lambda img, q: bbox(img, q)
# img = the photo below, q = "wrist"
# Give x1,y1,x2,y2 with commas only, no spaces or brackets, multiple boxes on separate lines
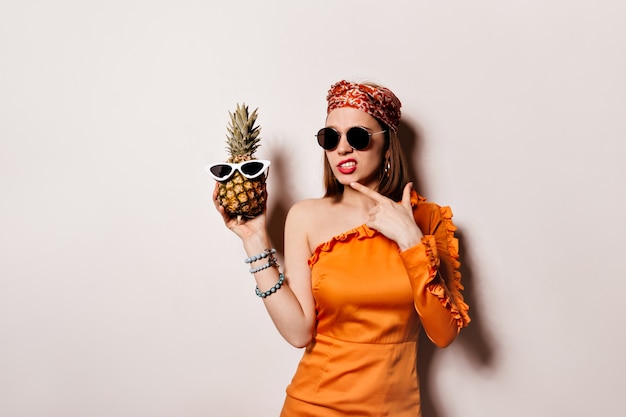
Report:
242,234,271,255
397,224,423,251
398,238,420,252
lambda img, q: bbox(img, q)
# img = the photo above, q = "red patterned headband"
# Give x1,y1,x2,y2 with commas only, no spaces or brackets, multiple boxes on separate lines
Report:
326,80,402,131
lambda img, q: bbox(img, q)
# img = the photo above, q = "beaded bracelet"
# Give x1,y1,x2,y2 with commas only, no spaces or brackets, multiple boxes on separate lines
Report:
244,248,277,264
249,258,277,274
255,273,285,298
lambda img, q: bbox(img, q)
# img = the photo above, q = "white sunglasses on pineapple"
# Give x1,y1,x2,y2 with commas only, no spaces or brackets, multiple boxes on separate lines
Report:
205,159,271,181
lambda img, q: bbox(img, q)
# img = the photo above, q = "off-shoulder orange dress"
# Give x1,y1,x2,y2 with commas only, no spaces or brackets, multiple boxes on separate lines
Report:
280,192,470,417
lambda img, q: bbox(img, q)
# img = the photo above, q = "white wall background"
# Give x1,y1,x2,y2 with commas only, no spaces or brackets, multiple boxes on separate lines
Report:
1,1,625,416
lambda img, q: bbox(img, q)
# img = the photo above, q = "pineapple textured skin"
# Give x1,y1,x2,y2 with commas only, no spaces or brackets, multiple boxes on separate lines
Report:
217,171,267,217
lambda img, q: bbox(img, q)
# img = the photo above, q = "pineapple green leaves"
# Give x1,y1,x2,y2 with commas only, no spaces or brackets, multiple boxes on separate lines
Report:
226,103,261,162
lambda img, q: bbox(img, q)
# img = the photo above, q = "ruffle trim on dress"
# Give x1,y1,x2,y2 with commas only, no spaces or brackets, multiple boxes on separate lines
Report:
426,206,471,329
308,224,377,267
410,190,426,207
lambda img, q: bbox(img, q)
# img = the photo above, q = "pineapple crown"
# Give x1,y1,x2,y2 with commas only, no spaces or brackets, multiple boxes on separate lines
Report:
226,103,261,162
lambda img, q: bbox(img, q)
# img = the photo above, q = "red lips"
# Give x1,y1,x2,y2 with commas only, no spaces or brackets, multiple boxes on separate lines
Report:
337,159,357,175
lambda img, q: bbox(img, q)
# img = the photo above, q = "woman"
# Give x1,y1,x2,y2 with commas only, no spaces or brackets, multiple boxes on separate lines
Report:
213,80,470,416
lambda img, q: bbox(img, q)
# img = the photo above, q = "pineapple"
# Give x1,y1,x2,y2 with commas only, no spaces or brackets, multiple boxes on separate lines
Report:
216,103,267,218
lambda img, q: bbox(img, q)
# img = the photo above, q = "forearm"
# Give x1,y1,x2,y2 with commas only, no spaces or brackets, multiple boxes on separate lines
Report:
242,235,315,348
400,236,461,348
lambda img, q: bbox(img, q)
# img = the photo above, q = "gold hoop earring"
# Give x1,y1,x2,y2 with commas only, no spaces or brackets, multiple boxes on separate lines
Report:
383,157,391,177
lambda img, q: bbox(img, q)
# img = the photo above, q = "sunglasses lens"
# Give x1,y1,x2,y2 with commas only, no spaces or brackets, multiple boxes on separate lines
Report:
241,161,266,177
346,127,371,150
317,128,339,150
210,164,233,179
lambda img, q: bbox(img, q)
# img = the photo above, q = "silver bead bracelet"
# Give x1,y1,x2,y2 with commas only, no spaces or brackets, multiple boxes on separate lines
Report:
255,273,285,298
244,248,277,264
249,258,278,274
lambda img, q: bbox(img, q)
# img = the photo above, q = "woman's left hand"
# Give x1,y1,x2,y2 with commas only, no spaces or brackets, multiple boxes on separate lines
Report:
350,182,424,251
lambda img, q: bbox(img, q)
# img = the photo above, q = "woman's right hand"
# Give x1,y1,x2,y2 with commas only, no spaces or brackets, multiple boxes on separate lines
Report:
212,182,268,241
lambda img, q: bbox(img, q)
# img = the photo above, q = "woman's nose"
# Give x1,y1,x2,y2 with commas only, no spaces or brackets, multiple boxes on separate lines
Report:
335,132,353,154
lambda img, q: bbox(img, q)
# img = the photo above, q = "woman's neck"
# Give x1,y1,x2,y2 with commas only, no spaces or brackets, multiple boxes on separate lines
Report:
338,183,378,210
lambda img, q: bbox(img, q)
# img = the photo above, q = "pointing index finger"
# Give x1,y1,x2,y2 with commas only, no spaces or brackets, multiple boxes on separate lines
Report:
350,182,387,203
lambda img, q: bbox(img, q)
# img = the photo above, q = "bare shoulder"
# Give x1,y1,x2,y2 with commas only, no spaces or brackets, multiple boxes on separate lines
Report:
285,198,334,252
286,197,329,230
288,197,330,217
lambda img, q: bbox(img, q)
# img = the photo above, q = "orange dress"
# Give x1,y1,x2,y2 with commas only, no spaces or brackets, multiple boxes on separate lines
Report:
280,192,470,417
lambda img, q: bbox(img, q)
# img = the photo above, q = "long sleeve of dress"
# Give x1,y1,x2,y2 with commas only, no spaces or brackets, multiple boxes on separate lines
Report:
399,194,471,347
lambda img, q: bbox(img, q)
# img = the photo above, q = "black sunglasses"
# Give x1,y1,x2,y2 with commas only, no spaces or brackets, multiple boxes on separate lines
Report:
205,160,271,181
315,127,386,151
